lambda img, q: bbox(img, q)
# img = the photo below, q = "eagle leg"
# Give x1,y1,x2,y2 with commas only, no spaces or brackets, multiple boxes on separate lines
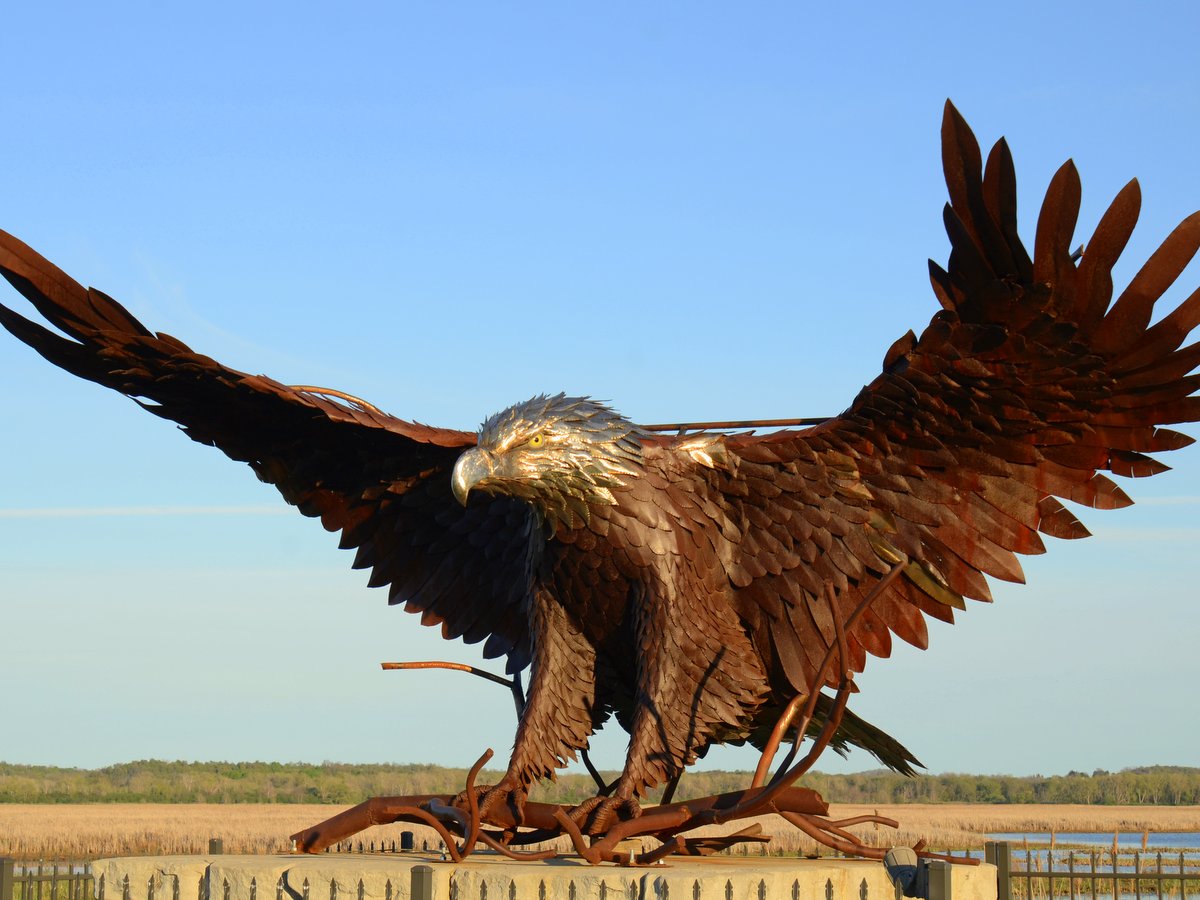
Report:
491,588,603,811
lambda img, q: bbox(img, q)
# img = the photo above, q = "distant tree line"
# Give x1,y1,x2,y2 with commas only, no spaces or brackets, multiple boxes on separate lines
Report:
0,762,1196,805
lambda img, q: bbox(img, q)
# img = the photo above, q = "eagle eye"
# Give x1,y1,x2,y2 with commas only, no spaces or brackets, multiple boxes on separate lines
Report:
527,433,545,449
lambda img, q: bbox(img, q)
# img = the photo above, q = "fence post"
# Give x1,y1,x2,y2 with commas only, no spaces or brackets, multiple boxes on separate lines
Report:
985,841,1012,900
208,840,224,855
409,866,433,900
926,860,952,900
0,858,13,900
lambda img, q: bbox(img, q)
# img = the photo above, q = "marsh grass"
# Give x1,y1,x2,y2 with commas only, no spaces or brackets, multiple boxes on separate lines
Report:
1,803,1197,861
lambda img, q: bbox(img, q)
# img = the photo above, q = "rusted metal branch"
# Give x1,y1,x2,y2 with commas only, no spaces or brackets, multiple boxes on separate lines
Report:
381,660,515,689
475,830,557,861
746,560,907,815
780,811,888,860
751,692,808,788
458,749,492,858
291,778,828,856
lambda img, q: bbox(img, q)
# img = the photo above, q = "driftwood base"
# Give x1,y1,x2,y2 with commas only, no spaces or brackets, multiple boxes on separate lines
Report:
290,773,975,867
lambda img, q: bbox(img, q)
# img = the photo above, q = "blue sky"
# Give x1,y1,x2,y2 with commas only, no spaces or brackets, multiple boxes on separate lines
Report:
1,3,1198,778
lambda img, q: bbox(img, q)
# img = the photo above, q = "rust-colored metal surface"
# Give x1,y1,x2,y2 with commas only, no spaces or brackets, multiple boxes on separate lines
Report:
3,101,1199,865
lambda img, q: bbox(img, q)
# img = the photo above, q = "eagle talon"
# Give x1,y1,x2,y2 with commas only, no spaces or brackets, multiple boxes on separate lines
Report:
458,777,528,827
570,794,642,836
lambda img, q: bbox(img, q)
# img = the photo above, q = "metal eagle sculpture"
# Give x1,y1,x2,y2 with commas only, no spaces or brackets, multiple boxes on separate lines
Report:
3,102,1199,864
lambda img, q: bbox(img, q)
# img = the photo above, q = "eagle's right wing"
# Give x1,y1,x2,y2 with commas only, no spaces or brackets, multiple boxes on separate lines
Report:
0,230,535,670
712,102,1200,697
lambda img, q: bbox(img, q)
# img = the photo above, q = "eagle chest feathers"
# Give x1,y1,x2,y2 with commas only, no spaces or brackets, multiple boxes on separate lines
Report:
452,395,770,778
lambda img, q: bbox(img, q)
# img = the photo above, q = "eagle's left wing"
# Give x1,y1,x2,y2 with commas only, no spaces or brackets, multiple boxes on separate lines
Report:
0,230,537,670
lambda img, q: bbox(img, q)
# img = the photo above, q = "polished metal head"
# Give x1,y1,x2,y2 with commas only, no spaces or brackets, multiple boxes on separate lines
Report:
451,394,647,532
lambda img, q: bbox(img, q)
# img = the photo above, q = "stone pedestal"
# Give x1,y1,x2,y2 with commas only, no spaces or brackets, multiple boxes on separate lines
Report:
92,852,997,900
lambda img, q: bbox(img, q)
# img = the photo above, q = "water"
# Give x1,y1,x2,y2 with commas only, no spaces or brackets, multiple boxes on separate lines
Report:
990,832,1200,851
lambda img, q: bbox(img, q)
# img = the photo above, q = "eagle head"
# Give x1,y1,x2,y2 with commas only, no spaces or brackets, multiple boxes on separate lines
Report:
451,394,646,532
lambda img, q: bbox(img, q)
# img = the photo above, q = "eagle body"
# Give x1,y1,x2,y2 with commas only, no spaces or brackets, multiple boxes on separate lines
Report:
468,412,774,795
4,102,1200,814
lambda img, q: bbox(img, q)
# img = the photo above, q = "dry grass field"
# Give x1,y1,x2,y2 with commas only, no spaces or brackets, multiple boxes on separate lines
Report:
2,803,1197,861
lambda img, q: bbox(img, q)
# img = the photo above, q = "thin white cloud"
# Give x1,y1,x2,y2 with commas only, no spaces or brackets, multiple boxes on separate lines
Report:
0,506,289,519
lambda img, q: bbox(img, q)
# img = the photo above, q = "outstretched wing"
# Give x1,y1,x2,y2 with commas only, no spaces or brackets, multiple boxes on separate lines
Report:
0,231,535,670
717,101,1200,694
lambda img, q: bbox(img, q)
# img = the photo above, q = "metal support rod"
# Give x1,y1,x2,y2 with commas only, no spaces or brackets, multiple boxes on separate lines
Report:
659,769,683,805
290,382,832,436
643,416,830,433
509,669,526,717
580,748,610,794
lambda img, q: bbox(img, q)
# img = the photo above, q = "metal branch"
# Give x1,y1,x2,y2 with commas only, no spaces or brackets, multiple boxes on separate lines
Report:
751,692,808,788
381,660,516,689
764,561,907,793
457,749,492,858
475,830,557,861
780,811,888,860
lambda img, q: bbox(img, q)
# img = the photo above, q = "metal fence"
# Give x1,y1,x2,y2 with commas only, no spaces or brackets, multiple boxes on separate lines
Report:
1,860,94,900
988,841,1200,900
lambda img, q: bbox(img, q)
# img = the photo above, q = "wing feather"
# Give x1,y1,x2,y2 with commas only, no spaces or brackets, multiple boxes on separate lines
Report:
0,228,535,670
698,102,1200,695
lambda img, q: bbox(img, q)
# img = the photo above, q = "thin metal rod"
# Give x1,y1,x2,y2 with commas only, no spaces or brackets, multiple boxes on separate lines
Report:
659,769,684,805
292,385,831,435
509,669,526,718
381,660,515,689
643,416,830,433
580,748,611,795
290,385,383,413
